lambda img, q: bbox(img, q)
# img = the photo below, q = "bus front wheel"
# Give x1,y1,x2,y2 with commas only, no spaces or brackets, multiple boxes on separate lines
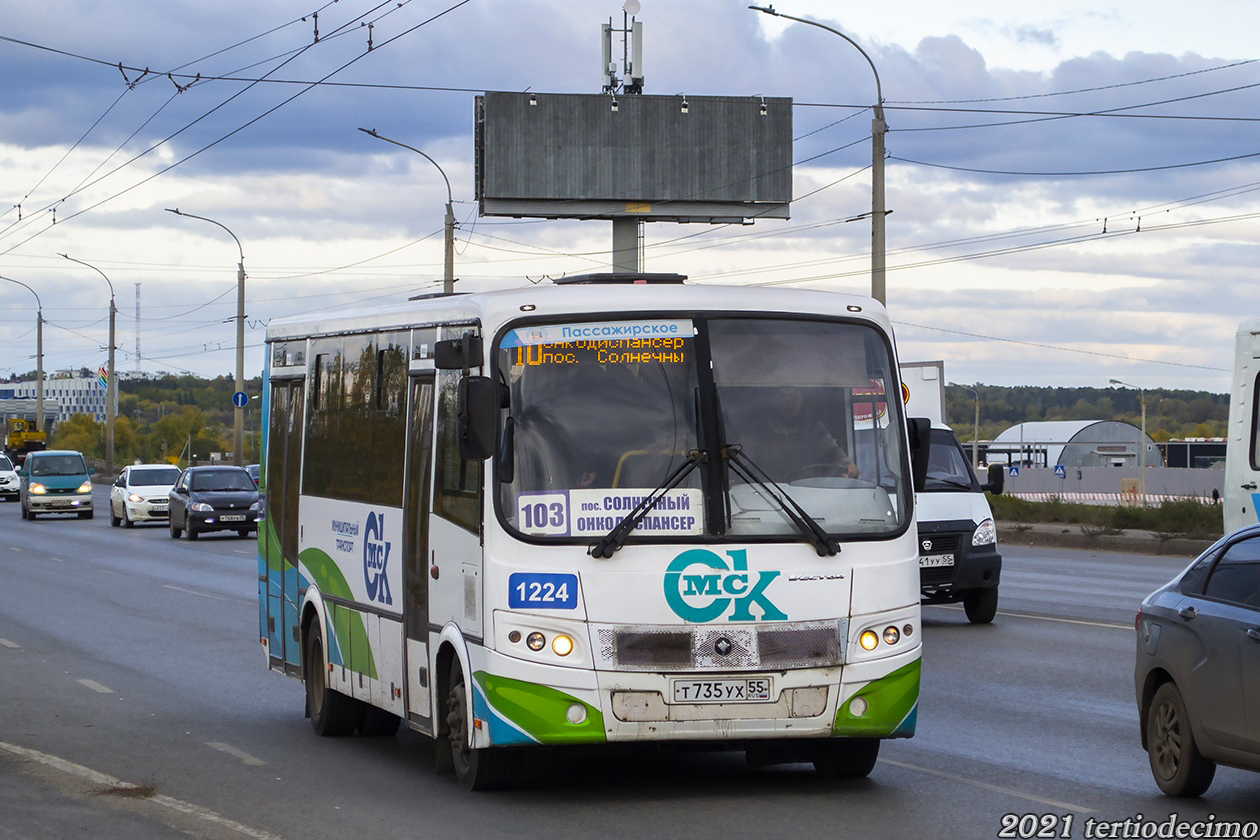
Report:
445,660,513,791
813,738,880,778
306,622,357,736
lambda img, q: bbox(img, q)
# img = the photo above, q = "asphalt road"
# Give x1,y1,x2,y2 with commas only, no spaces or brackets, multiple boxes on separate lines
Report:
2,487,1257,840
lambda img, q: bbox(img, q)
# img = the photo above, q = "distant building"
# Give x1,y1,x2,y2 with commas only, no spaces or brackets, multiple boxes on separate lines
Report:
0,376,111,424
1158,438,1227,469
987,420,1164,469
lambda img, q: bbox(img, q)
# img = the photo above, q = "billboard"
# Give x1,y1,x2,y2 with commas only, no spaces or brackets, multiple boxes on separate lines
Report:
475,92,792,223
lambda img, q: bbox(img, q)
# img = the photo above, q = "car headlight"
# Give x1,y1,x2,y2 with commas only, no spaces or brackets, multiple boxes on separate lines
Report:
972,518,997,546
76,481,93,494
191,502,214,512
30,483,47,495
127,493,144,503
249,500,261,511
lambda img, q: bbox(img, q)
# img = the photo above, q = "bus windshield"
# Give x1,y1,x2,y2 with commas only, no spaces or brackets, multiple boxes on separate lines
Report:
497,316,909,544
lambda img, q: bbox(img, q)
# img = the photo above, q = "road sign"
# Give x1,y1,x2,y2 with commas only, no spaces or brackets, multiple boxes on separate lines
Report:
232,391,249,408
1009,466,1019,477
1054,465,1066,478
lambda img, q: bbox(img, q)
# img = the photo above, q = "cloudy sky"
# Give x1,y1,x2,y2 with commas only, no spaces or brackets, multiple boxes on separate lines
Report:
1,0,1257,394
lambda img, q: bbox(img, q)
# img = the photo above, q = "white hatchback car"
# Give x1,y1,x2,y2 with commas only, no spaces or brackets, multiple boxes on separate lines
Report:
110,463,182,527
0,453,18,500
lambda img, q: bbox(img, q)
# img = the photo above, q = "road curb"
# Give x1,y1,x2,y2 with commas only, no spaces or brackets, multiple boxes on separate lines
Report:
997,521,1216,557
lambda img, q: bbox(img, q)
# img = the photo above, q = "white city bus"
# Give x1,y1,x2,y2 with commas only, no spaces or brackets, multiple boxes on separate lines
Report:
257,273,929,789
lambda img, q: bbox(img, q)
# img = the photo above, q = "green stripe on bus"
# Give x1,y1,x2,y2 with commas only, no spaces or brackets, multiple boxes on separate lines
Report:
832,658,920,737
473,672,606,745
299,547,378,679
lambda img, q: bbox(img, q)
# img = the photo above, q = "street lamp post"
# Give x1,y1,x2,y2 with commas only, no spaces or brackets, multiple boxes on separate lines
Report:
358,128,455,295
1,275,44,435
166,208,246,466
749,5,886,304
951,382,981,469
61,254,117,474
1109,378,1147,506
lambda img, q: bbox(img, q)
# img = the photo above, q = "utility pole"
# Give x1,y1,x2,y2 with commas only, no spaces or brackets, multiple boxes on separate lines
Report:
61,254,117,473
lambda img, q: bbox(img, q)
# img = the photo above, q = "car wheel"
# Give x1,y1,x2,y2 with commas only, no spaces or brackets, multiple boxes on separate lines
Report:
123,508,134,528
813,738,880,778
1148,682,1216,797
963,587,998,624
237,529,252,538
27,508,36,521
79,509,93,520
186,522,199,540
110,505,121,527
446,658,514,790
20,503,27,520
306,621,358,736
169,518,181,539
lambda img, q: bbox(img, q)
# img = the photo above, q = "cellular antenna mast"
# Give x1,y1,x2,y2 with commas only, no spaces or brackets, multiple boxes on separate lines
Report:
602,0,644,94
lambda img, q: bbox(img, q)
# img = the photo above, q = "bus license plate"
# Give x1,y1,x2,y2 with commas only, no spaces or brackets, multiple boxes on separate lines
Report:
671,678,771,704
919,553,955,567
220,514,246,522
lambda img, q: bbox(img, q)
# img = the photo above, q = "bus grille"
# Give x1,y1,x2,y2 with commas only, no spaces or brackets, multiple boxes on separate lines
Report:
595,620,847,672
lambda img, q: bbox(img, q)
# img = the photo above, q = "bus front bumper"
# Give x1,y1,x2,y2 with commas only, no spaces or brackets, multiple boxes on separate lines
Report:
467,644,920,749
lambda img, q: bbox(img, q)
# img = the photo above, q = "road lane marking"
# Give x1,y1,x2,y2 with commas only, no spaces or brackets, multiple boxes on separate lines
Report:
925,604,1129,630
880,758,1096,813
162,584,226,601
206,742,266,766
0,740,286,840
77,679,115,694
0,638,20,649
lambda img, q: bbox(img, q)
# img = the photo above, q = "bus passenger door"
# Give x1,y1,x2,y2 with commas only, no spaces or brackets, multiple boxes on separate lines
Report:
403,375,435,728
264,379,305,675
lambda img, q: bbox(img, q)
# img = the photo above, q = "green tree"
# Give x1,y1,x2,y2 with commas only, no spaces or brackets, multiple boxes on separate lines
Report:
51,414,102,456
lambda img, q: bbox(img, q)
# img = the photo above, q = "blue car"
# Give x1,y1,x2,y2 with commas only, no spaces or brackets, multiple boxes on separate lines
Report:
1135,523,1260,796
18,449,94,520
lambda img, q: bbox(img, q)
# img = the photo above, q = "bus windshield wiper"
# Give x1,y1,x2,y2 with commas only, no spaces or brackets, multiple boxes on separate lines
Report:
724,445,840,557
588,449,705,559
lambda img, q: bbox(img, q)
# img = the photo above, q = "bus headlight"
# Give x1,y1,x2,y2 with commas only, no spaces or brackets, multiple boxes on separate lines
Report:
972,518,996,546
859,630,879,651
882,626,900,645
526,632,546,652
551,634,574,656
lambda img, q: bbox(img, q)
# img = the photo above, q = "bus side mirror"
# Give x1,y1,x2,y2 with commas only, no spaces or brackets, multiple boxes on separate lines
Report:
982,463,1004,495
434,334,483,371
458,375,497,461
908,417,931,493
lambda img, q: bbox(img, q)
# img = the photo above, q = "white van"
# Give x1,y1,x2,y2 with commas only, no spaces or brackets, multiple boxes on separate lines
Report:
1224,319,1260,534
902,362,1005,624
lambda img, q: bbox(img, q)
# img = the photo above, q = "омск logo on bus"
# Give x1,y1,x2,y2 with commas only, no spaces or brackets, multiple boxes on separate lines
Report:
364,511,393,606
664,549,787,622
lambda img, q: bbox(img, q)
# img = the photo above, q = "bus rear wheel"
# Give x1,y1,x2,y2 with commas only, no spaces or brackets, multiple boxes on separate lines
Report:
445,660,513,791
813,738,880,778
306,621,357,736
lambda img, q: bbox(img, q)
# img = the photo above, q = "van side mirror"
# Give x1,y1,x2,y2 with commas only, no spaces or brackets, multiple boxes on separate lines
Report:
458,375,497,461
982,463,1005,495
907,417,931,493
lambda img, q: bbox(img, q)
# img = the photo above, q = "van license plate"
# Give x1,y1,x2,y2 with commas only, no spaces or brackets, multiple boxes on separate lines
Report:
671,678,771,704
919,554,955,567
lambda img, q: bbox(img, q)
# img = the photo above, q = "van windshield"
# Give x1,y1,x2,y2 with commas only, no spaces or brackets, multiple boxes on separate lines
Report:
922,429,978,492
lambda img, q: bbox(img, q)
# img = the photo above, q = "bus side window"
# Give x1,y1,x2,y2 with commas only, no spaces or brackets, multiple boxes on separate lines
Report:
434,370,481,534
